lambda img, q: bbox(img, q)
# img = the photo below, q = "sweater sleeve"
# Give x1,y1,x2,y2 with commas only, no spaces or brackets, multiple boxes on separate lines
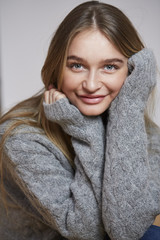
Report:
102,48,160,240
43,98,105,206
2,98,105,240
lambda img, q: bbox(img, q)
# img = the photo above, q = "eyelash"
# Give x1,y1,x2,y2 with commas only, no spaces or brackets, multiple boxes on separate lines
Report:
67,62,119,72
104,64,119,71
67,63,84,71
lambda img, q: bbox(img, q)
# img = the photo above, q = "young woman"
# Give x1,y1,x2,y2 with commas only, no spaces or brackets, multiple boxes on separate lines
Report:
0,1,160,240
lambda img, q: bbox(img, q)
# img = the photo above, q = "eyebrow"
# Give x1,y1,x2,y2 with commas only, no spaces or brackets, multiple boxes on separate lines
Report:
67,55,124,64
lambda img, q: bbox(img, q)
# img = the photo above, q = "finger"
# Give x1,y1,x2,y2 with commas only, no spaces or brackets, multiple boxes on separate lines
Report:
53,90,62,102
49,89,55,104
44,91,49,104
55,91,66,102
49,89,60,103
45,88,66,104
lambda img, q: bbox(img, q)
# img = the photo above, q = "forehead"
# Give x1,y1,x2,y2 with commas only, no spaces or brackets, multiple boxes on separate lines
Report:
67,29,126,60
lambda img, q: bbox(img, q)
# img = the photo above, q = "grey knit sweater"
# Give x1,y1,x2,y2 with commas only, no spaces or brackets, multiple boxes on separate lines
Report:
0,99,106,240
0,48,160,240
102,48,160,239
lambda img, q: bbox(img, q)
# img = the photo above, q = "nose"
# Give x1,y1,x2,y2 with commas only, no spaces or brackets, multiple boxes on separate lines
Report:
82,70,101,92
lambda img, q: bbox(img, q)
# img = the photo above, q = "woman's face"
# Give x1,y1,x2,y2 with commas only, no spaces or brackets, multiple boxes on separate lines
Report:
61,29,128,116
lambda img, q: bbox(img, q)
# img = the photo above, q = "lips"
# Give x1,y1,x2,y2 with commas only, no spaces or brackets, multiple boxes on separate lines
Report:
78,94,106,104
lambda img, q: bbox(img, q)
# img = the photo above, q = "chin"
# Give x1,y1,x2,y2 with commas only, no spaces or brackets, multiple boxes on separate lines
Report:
80,108,107,116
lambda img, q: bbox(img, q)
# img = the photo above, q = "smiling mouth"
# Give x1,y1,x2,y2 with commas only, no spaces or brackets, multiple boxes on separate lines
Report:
78,95,107,104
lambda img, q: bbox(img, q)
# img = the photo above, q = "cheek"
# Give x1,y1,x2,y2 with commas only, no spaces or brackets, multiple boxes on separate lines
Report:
107,72,127,97
61,70,83,94
115,70,128,90
107,76,125,92
61,72,74,94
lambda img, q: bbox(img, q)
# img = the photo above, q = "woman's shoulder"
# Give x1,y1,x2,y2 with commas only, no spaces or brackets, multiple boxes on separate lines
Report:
0,119,47,158
0,118,43,136
0,118,73,172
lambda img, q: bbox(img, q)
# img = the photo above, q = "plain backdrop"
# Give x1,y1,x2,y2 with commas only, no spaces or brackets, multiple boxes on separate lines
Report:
0,0,160,125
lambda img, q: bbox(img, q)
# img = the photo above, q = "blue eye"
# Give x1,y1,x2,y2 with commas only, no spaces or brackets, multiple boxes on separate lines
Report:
67,62,84,72
104,65,117,71
73,63,83,69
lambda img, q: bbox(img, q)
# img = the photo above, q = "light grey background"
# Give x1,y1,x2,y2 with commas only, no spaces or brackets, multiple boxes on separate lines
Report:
0,0,160,125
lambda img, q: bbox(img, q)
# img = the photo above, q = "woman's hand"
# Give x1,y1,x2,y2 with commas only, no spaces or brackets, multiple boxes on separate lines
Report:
44,86,66,104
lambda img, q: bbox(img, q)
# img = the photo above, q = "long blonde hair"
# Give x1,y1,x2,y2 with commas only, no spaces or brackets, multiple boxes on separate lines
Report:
0,1,157,169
